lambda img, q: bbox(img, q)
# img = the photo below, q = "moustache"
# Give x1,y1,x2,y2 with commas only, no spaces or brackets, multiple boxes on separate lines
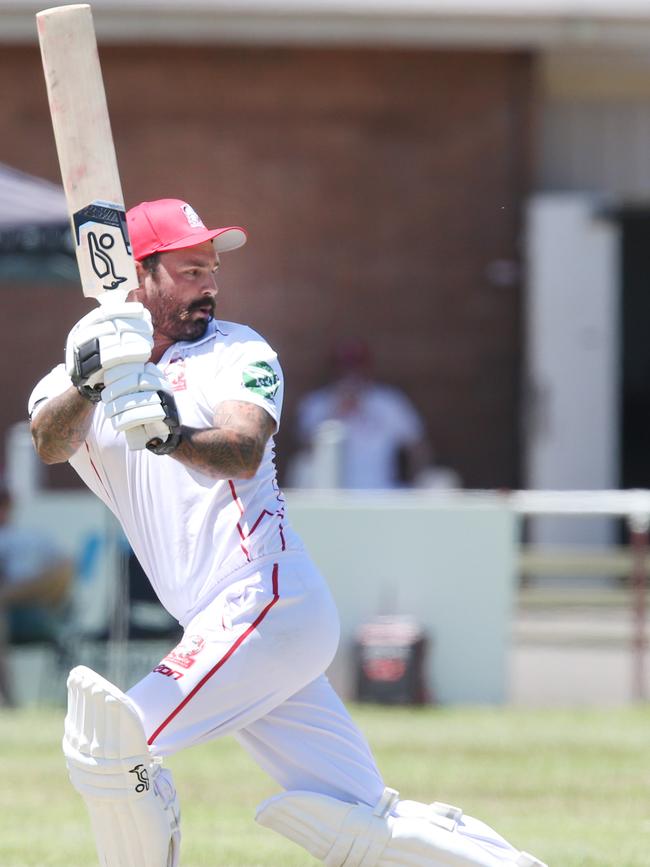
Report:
179,298,216,322
185,298,216,316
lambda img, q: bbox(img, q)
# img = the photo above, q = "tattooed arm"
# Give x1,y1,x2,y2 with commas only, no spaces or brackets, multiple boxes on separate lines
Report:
170,401,276,480
31,388,275,478
30,387,96,465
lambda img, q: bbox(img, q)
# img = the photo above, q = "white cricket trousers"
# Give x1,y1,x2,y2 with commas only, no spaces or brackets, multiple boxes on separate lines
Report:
127,551,386,806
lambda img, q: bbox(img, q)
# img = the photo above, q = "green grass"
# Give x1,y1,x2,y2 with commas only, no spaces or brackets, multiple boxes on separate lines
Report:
1,703,649,866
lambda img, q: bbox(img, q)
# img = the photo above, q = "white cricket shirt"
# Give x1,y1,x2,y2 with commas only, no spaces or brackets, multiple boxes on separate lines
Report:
29,320,303,626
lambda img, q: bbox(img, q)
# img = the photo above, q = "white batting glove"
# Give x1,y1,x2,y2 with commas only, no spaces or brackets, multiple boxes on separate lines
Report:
65,302,153,402
101,363,182,455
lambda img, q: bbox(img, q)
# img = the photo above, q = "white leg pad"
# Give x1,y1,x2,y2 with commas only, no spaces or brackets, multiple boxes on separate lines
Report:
62,665,181,867
255,788,547,867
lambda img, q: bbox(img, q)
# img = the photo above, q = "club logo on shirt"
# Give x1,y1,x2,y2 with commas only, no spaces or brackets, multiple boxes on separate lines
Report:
163,634,206,670
163,357,187,391
242,361,280,401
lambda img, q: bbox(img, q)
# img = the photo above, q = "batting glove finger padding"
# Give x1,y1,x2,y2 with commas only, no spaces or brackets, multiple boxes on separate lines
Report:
102,362,171,402
66,302,154,399
102,363,183,454
105,391,169,432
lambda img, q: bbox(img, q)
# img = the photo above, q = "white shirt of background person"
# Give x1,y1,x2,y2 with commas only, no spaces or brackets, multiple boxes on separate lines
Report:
295,379,425,490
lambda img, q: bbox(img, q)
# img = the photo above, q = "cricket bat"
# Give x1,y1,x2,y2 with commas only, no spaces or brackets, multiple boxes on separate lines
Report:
37,4,164,450
37,3,137,305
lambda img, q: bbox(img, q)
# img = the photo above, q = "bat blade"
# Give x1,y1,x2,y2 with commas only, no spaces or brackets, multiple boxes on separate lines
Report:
37,3,137,301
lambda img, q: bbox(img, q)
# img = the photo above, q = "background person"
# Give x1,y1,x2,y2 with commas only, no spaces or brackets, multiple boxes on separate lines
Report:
292,337,457,489
0,482,73,705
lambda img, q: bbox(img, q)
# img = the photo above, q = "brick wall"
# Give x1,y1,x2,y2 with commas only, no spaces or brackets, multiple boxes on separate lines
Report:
0,45,533,488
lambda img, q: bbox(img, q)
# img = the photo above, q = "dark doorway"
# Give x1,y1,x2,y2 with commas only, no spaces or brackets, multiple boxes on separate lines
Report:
620,210,650,488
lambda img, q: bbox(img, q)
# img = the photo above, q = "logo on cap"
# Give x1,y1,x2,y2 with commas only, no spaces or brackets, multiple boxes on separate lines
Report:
182,204,206,229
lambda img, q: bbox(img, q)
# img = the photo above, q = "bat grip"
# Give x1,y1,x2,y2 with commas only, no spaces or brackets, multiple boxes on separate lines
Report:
125,420,171,450
125,427,149,451
97,290,129,307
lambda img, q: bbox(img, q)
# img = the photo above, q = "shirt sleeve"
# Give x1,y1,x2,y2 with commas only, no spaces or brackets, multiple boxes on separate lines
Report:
208,330,284,431
28,364,72,419
384,388,426,445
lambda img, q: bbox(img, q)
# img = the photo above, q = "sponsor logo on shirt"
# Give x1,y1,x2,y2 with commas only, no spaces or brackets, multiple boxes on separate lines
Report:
242,361,280,401
153,663,184,680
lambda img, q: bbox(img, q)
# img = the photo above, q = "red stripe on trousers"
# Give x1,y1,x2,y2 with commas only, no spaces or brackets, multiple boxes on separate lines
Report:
228,479,250,559
147,563,280,745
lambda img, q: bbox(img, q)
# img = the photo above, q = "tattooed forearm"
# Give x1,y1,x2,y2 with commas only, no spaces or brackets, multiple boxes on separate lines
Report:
170,401,275,480
31,387,95,464
172,427,263,479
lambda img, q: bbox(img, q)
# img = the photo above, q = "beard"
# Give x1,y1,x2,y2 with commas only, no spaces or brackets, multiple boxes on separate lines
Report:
149,294,215,343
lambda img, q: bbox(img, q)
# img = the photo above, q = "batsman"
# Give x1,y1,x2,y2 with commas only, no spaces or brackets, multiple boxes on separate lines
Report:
30,198,547,867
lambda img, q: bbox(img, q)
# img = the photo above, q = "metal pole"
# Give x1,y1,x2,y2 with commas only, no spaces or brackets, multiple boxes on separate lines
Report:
107,516,130,688
628,512,649,702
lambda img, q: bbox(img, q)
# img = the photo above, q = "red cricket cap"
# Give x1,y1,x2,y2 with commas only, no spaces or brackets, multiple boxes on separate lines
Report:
126,198,247,261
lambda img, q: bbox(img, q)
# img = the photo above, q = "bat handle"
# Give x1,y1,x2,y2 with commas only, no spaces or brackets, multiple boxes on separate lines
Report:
125,427,149,450
125,422,174,452
97,289,130,307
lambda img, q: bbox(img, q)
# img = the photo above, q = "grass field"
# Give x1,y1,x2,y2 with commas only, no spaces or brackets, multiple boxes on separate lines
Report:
1,702,649,866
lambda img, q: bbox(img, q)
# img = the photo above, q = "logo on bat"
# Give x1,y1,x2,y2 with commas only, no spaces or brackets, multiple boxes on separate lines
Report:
72,201,132,292
129,763,150,793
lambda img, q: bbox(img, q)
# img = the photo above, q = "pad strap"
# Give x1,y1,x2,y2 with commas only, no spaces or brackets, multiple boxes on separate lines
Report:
430,801,464,832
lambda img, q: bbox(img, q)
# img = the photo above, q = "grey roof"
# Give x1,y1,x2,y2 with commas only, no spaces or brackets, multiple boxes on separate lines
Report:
5,1,650,48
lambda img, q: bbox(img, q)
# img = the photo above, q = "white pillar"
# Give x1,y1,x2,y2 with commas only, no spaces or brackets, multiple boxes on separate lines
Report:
525,193,620,545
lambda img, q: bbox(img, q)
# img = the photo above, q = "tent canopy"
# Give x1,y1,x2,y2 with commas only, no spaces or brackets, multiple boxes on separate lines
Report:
0,163,67,229
0,163,75,281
